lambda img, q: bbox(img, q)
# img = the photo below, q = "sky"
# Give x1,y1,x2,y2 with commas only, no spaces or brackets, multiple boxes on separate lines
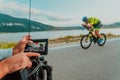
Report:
0,0,120,27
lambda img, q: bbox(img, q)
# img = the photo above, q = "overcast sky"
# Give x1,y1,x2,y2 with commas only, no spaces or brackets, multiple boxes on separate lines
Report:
0,0,120,26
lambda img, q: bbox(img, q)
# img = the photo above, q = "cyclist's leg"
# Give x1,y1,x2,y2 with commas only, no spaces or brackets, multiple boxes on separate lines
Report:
94,28,101,39
94,21,102,39
94,27,104,43
94,21,104,43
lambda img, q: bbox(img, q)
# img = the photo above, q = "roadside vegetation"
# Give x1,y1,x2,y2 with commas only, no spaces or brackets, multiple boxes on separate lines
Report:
0,33,120,49
0,42,16,49
49,33,120,44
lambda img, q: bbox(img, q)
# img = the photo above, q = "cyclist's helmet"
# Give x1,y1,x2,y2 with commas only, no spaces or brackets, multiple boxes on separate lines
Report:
82,16,88,21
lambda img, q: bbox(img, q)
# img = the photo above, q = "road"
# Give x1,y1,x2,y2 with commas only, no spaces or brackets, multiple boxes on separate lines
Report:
46,38,120,80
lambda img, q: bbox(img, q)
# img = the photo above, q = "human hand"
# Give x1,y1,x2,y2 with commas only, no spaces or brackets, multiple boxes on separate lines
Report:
2,52,40,74
87,24,93,28
12,35,32,55
81,23,87,27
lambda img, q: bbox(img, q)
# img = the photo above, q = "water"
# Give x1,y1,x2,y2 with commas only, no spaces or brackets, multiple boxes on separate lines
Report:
0,28,120,42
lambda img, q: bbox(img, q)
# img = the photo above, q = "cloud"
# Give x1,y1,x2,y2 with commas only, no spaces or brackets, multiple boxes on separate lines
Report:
0,0,29,16
39,18,81,27
0,0,79,26
31,9,71,21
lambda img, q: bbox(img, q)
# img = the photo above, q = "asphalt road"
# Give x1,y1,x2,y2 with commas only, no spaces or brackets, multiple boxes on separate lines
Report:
46,38,120,80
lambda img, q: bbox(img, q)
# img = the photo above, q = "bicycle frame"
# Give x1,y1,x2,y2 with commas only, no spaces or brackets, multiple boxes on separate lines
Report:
86,28,97,42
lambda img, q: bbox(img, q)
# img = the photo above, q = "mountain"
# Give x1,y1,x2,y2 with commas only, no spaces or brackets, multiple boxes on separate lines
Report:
0,13,84,32
104,22,120,28
0,13,55,32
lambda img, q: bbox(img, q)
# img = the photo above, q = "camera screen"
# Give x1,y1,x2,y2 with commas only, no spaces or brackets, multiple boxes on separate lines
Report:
25,39,48,55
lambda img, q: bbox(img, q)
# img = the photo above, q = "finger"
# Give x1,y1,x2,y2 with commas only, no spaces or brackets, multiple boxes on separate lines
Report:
26,35,32,40
25,52,40,57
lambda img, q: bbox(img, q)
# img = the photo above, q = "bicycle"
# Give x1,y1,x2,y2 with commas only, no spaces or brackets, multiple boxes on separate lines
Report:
80,27,106,49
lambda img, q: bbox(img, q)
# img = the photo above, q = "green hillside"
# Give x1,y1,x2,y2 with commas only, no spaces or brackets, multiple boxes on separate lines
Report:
0,13,54,32
104,22,120,28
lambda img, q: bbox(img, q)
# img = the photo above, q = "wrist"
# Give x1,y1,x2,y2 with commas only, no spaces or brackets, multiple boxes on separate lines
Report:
0,60,9,79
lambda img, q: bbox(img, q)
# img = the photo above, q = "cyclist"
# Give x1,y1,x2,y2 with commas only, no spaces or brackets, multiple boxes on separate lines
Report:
81,16,103,43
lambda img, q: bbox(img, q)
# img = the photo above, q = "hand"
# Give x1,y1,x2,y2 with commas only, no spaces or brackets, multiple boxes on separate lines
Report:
2,52,40,74
87,24,93,28
81,23,87,27
12,35,32,55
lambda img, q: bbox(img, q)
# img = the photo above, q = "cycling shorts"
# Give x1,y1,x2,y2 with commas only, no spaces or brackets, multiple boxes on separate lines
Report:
93,21,101,30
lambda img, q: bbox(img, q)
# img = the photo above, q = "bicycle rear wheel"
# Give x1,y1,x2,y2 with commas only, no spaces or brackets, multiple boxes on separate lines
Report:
97,33,106,46
80,35,92,49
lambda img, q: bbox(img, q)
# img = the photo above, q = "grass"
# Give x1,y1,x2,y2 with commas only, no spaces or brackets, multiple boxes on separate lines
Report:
49,34,83,44
0,33,120,48
0,42,17,49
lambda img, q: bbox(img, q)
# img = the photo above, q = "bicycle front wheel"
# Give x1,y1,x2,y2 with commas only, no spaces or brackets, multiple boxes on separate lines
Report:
80,35,92,49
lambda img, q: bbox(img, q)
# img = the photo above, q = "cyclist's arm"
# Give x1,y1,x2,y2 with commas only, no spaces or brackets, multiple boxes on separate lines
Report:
86,24,93,28
81,23,88,30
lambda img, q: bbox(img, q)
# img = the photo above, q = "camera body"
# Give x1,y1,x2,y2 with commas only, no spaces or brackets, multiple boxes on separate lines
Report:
2,39,52,80
24,39,48,55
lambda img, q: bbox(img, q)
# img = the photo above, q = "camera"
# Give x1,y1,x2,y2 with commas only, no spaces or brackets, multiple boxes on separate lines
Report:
2,39,53,80
24,39,48,55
